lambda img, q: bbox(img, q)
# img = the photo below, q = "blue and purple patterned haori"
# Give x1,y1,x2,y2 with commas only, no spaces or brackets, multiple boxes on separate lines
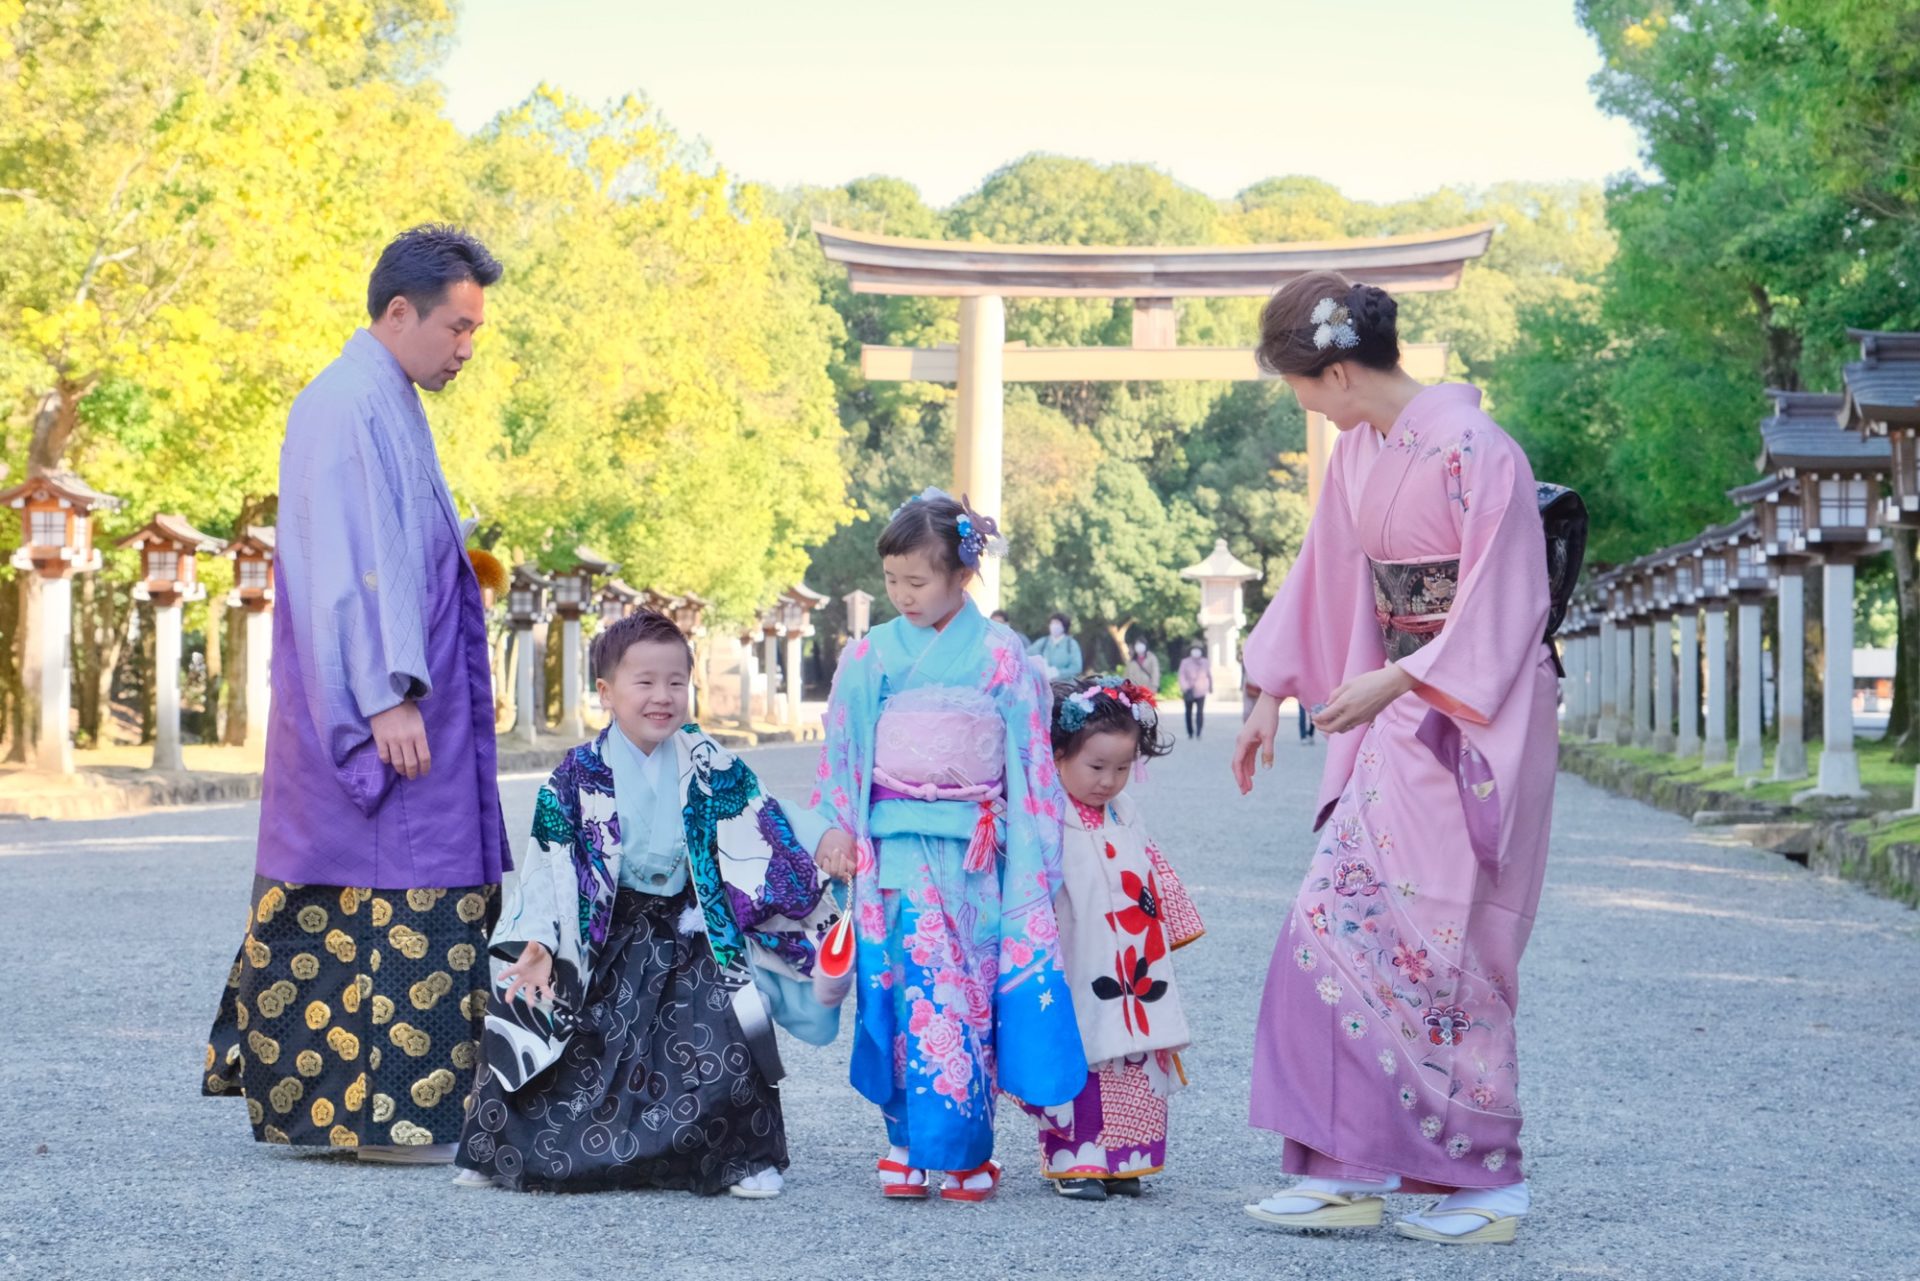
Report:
457,724,842,1194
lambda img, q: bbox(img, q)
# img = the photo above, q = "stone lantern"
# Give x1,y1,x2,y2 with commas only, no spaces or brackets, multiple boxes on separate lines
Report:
1758,388,1886,795
1179,538,1261,704
597,578,639,626
1646,555,1680,754
117,514,225,771
1690,523,1738,766
843,588,874,640
1716,515,1778,778
1664,546,1703,759
1623,561,1657,748
1585,568,1619,744
219,525,277,752
506,565,552,744
553,546,618,737
1842,329,1920,805
776,584,828,731
663,593,709,721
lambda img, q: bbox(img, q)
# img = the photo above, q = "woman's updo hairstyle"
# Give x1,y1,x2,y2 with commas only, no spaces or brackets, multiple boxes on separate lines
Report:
1256,270,1400,378
876,490,967,573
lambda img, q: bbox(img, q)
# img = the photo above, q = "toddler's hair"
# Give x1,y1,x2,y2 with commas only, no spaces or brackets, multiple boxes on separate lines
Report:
1049,677,1174,761
591,608,694,680
876,491,968,573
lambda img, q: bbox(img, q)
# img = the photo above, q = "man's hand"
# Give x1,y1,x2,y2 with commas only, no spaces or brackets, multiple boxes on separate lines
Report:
816,829,857,881
1313,665,1417,735
1231,693,1282,795
497,940,554,1006
370,700,431,779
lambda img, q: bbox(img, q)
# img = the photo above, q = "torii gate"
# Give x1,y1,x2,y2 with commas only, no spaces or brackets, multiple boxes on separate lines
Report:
814,221,1493,607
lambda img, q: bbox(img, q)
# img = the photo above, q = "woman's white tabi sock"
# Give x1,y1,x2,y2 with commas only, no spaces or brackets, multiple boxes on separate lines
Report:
1254,1174,1402,1217
1399,1180,1530,1235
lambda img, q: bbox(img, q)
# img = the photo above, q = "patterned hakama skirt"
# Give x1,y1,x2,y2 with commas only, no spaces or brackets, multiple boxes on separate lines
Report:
455,887,787,1194
203,877,498,1149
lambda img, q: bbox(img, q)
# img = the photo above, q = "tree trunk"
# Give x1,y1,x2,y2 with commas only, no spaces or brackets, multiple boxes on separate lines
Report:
0,577,22,762
222,606,248,746
204,592,226,743
1892,530,1919,763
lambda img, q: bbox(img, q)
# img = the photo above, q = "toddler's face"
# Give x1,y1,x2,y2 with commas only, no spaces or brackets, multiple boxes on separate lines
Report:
1056,728,1139,810
883,549,970,630
597,639,691,752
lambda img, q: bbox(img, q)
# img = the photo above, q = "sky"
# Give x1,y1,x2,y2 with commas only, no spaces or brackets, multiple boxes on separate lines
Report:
438,0,1647,209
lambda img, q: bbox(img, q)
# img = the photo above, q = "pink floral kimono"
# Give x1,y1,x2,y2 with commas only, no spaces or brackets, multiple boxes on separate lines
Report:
1243,383,1558,1192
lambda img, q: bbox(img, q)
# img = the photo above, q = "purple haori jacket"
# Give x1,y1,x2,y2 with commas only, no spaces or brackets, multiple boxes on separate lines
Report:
254,329,509,890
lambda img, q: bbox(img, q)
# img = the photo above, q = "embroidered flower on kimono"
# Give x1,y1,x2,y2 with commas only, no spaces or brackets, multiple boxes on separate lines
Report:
1424,1004,1473,1047
1445,1134,1473,1160
1331,816,1364,851
1091,945,1168,1035
1362,787,1381,806
1397,1086,1418,1110
1470,1083,1497,1108
1433,922,1463,948
1316,976,1343,1005
911,999,967,1063
1420,1115,1444,1140
1295,946,1317,971
1332,858,1380,898
1396,880,1418,899
1374,830,1395,853
1106,869,1167,964
1342,1011,1369,1039
849,638,871,661
1025,906,1060,949
1482,1149,1507,1172
1308,902,1332,935
1392,941,1434,984
987,645,1023,691
1378,1050,1398,1075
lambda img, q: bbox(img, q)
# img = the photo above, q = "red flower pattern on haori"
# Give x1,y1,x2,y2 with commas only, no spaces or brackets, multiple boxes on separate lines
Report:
1106,869,1167,964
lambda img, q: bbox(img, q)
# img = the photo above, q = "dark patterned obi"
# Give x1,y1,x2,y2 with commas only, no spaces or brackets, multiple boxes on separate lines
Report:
1372,557,1461,663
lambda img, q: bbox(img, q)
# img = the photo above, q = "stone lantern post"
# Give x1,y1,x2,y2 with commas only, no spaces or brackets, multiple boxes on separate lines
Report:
2,472,123,773
117,514,224,771
506,565,552,743
778,584,828,732
222,525,277,752
552,547,617,738
844,589,874,641
1179,539,1261,703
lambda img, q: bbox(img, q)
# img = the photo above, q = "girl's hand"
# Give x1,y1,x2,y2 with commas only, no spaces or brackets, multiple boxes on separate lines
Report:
1231,693,1281,795
497,940,555,1007
1313,665,1416,735
816,829,857,881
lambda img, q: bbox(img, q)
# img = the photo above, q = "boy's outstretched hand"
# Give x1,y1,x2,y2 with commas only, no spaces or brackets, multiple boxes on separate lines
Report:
497,940,555,1007
816,829,857,881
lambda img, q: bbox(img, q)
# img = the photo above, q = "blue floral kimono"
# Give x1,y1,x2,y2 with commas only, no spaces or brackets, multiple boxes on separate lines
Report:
812,599,1086,1171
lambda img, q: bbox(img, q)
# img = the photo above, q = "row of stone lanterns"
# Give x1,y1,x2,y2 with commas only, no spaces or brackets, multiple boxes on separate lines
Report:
1561,328,1920,801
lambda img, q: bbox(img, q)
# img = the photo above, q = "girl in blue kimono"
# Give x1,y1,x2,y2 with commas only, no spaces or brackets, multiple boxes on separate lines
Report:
811,489,1087,1202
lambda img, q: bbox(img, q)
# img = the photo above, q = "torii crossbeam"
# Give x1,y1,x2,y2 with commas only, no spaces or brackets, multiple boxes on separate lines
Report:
814,221,1493,607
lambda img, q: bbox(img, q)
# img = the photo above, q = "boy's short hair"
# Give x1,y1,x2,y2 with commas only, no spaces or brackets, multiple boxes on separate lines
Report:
591,609,694,681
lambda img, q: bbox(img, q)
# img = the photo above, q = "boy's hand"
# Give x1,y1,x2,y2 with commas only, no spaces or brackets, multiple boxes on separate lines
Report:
816,829,857,881
497,940,555,1006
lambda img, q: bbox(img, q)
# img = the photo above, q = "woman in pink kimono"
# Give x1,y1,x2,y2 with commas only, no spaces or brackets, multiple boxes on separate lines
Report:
1230,273,1557,1246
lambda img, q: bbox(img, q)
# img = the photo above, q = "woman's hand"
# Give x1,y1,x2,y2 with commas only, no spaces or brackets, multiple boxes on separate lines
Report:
497,940,555,1006
816,829,857,881
1231,693,1282,795
1313,665,1417,735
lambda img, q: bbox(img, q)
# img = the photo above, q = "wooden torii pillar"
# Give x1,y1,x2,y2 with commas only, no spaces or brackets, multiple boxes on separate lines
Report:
814,223,1494,609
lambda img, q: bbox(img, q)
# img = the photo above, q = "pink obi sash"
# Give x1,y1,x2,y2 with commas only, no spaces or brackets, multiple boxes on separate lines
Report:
871,688,1006,871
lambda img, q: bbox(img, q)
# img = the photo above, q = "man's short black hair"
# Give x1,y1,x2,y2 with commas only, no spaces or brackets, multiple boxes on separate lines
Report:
366,224,503,321
591,609,694,681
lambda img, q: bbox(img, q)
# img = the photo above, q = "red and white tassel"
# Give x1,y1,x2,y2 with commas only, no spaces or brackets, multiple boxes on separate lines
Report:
964,800,1002,874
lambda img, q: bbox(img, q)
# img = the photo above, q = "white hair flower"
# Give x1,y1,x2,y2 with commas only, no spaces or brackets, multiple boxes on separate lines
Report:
1309,298,1361,351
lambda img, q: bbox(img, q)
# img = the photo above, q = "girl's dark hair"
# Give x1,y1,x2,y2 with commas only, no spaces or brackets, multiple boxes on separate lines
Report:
1255,270,1399,378
1049,678,1174,761
876,492,966,573
591,608,694,680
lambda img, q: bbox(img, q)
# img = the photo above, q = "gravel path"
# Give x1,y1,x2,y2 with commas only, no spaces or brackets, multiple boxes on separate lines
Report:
3,728,1916,1280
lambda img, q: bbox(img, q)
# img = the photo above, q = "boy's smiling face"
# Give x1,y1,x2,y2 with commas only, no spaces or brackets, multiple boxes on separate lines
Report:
597,638,691,752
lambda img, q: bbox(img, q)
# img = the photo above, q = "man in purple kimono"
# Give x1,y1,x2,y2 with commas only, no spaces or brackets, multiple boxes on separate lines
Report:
202,226,509,1165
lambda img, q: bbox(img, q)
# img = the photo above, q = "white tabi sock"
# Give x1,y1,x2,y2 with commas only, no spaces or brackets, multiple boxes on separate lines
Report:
880,1144,924,1188
1255,1174,1402,1217
733,1166,784,1195
1400,1180,1530,1236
